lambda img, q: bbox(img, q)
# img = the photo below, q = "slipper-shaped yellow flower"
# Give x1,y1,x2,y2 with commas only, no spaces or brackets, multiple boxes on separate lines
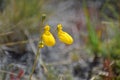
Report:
42,25,56,46
57,24,73,45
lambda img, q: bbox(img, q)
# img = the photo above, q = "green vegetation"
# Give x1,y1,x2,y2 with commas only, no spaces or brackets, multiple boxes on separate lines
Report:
0,0,120,80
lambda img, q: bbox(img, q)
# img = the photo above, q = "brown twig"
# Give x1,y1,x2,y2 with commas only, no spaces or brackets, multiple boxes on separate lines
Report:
0,31,14,37
0,38,38,46
103,58,114,80
46,60,71,66
0,69,28,79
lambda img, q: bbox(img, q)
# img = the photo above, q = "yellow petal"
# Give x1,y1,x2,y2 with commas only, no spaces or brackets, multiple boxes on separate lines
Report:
57,24,74,45
58,31,73,45
42,25,56,46
57,24,63,30
42,32,56,46
44,25,50,31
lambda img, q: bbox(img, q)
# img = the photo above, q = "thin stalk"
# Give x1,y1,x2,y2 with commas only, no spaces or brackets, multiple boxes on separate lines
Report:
29,48,41,80
29,14,46,80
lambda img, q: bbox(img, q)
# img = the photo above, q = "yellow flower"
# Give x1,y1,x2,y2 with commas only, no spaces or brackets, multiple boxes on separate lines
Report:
57,24,73,45
42,25,56,46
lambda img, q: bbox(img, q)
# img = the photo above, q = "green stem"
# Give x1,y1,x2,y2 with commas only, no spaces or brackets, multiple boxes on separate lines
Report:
29,48,41,80
29,14,46,80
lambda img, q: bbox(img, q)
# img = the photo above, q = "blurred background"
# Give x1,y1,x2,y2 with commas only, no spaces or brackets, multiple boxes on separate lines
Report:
0,0,120,80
